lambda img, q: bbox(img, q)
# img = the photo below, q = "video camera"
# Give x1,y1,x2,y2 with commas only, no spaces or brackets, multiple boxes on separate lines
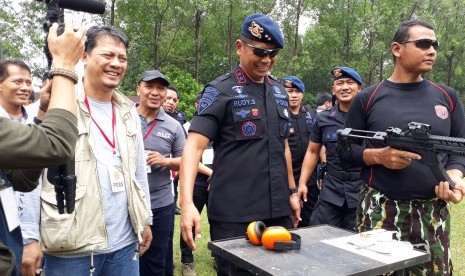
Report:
36,0,106,68
36,0,105,214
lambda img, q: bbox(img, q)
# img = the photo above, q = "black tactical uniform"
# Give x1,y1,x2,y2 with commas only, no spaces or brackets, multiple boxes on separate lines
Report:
309,105,363,230
288,105,319,227
189,66,292,223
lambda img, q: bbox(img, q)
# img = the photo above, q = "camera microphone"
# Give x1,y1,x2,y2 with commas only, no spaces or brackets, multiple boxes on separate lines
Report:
57,0,106,14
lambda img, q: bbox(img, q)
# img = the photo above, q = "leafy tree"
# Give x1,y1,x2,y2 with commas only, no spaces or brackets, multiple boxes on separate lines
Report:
163,66,203,120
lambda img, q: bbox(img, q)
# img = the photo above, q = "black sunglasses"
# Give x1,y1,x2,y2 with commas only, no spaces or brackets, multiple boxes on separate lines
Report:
399,39,439,50
242,41,280,58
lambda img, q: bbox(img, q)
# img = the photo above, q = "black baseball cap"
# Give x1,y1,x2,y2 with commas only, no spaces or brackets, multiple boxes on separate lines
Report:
138,70,170,86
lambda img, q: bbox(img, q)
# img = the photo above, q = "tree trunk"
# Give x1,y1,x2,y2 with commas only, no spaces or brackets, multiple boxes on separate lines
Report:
228,3,234,71
292,0,303,73
110,0,116,26
194,9,203,82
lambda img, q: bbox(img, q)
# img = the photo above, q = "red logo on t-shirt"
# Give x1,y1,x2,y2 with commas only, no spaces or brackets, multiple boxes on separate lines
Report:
435,105,449,119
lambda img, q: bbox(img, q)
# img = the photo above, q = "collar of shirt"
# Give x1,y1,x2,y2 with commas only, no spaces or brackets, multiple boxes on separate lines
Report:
0,105,28,123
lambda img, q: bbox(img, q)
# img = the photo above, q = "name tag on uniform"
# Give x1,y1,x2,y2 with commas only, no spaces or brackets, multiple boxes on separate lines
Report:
0,182,20,232
109,157,125,193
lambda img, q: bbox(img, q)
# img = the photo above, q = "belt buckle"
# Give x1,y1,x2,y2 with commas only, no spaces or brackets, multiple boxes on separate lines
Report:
341,171,350,181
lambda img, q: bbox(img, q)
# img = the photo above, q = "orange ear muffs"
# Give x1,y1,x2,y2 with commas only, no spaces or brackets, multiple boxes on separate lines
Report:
246,222,301,251
246,221,266,245
261,226,291,250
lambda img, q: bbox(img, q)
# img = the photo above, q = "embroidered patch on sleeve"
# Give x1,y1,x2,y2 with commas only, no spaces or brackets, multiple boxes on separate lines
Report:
198,86,220,115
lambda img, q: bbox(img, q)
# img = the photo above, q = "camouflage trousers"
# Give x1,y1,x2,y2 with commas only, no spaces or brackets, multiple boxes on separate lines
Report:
357,185,452,276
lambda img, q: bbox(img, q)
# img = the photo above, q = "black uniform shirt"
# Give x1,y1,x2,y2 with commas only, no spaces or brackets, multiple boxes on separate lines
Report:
189,66,291,222
166,110,187,137
341,80,465,200
288,106,316,184
310,105,363,208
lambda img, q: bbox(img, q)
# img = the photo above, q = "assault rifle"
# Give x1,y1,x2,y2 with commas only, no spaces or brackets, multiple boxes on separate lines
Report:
337,122,465,189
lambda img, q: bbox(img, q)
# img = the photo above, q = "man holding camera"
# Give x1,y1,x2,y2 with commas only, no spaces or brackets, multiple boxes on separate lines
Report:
0,20,85,276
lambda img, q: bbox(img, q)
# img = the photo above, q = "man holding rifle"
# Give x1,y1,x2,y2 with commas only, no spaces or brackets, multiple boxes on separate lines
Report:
339,19,465,275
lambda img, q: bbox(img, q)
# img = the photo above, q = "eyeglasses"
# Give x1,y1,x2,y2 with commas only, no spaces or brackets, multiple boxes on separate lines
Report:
399,39,439,50
241,41,280,58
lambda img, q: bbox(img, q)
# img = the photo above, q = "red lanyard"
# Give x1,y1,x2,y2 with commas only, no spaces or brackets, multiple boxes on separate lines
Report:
143,119,158,140
85,96,116,154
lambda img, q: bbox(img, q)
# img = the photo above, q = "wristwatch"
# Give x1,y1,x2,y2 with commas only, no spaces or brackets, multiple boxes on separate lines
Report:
289,187,298,195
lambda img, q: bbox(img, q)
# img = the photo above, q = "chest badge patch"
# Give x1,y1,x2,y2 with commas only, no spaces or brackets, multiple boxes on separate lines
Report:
251,108,259,117
235,109,250,119
241,121,257,136
435,105,449,119
232,85,247,98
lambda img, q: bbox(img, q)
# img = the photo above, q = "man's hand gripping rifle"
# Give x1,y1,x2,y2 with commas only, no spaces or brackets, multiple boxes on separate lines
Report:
337,122,465,189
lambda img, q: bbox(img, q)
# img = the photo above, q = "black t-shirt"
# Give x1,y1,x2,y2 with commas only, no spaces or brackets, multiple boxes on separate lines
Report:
311,105,363,208
189,66,292,222
341,79,465,200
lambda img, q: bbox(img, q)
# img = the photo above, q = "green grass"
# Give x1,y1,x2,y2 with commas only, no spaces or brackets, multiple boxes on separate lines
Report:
173,209,215,276
172,202,465,275
451,203,465,275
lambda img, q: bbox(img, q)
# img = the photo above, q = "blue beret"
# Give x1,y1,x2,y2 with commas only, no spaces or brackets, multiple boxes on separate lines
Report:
282,76,305,93
241,13,284,49
330,67,363,86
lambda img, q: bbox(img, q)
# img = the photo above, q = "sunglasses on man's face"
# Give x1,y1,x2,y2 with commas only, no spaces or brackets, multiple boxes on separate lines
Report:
399,38,439,50
242,41,280,58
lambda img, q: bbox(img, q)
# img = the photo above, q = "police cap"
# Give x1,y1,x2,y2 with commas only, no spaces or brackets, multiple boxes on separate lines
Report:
330,67,363,86
282,76,305,93
241,13,284,49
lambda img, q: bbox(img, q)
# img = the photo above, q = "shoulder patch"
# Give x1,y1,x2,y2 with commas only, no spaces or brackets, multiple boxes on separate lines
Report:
198,86,220,115
209,73,231,86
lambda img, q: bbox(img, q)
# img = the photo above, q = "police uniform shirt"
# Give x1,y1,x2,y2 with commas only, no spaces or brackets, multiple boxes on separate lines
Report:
189,66,291,223
310,105,363,208
167,110,187,126
166,110,187,137
343,80,465,200
140,107,186,209
288,105,315,183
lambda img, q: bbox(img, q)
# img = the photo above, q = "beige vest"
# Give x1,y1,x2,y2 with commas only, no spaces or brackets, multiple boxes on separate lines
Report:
40,90,150,254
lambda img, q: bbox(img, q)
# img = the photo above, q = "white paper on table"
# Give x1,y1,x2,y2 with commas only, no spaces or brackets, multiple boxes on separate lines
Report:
322,230,423,264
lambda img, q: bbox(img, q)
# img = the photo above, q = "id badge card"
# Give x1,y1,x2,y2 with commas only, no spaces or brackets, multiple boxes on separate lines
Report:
0,179,20,232
144,150,152,173
109,157,125,193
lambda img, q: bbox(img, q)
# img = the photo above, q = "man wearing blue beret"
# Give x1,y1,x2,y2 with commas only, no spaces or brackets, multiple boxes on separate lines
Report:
298,66,363,231
282,76,320,228
180,13,300,275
